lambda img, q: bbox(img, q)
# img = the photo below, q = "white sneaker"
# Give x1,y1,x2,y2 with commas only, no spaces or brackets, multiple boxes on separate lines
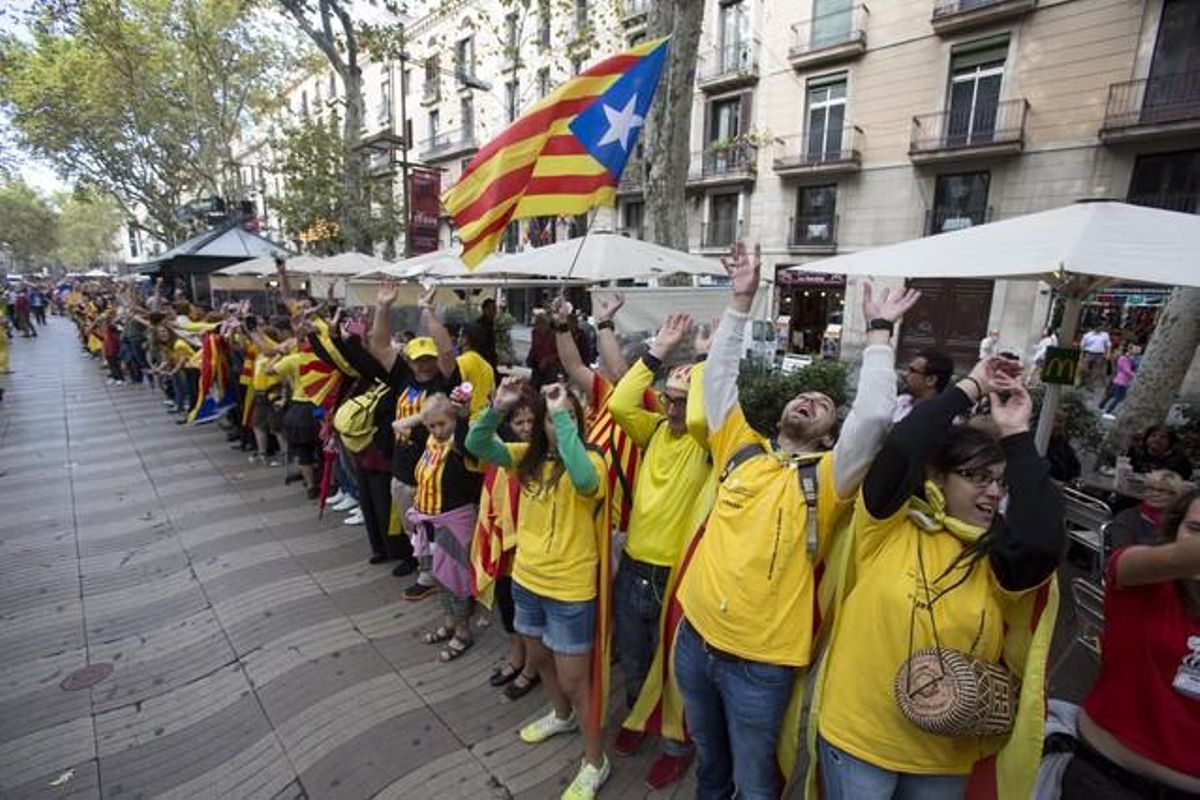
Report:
328,490,346,506
561,756,611,800
343,509,365,525
106,378,115,386
268,458,281,467
332,496,359,512
519,709,578,744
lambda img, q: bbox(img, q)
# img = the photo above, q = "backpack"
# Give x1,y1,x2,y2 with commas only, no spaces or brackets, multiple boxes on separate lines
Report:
333,381,391,453
720,443,822,558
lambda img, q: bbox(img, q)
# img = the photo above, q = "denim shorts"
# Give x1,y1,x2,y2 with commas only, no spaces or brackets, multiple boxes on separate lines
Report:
511,580,596,656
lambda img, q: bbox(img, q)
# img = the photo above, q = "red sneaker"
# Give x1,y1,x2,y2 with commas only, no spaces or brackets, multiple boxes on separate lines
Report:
645,751,693,791
612,726,645,757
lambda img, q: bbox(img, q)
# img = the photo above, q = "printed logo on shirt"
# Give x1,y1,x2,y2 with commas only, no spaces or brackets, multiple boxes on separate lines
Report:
1173,635,1200,700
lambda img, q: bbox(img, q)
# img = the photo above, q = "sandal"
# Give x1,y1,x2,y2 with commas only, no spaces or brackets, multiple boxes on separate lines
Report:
422,626,454,645
503,672,542,701
489,661,523,687
438,636,473,662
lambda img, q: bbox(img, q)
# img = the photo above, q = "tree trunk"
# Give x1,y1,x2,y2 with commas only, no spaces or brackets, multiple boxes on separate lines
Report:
642,1,702,252
341,63,370,253
1104,286,1200,457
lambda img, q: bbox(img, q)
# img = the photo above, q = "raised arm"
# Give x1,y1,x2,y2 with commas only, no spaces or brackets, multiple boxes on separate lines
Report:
703,242,758,433
987,378,1066,591
1116,519,1200,588
418,285,458,379
545,383,600,495
550,296,595,402
832,284,921,498
862,361,990,519
274,256,292,306
466,376,524,467
595,292,627,384
368,280,402,372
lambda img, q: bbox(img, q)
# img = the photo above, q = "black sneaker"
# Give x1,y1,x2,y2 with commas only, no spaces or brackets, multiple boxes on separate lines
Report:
403,582,436,602
368,554,389,565
391,558,418,577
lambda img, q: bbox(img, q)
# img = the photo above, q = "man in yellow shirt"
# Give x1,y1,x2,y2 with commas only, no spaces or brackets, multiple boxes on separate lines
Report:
674,242,920,799
455,321,496,420
608,312,711,789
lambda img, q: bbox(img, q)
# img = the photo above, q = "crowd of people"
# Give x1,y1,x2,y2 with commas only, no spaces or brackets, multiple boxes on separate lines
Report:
19,246,1199,800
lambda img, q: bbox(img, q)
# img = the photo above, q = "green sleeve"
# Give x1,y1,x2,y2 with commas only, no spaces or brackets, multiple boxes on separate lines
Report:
552,410,599,495
465,407,513,468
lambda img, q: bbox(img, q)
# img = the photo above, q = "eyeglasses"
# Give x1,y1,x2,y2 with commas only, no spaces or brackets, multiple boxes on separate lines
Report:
658,393,687,409
954,467,1007,491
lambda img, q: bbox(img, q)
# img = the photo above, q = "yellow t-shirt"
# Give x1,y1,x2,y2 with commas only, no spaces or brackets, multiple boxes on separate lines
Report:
252,346,283,393
456,350,496,420
611,359,712,567
172,338,200,369
677,406,846,666
507,443,609,603
818,496,1018,774
271,352,315,404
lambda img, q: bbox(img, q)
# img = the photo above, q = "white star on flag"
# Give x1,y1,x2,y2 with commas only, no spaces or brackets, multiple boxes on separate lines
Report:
597,94,644,152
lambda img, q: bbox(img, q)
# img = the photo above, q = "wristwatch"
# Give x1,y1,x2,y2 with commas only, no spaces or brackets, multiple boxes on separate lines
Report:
553,321,570,333
597,320,615,331
868,318,895,334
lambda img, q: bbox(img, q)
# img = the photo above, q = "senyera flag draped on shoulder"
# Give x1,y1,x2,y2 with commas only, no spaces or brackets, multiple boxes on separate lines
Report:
442,37,670,269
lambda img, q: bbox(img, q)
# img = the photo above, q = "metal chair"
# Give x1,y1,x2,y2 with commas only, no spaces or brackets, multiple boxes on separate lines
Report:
1071,577,1106,659
1062,486,1113,582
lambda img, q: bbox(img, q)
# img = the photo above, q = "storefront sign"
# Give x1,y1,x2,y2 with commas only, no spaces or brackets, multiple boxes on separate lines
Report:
1041,346,1081,386
408,168,442,255
776,269,846,287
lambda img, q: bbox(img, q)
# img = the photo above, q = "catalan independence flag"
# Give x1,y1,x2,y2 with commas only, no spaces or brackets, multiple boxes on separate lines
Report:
443,38,669,268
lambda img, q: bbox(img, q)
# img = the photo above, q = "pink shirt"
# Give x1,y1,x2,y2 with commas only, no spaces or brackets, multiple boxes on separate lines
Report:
1113,355,1136,387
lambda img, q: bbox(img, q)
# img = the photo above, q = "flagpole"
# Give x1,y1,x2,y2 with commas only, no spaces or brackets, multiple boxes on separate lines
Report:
562,205,601,290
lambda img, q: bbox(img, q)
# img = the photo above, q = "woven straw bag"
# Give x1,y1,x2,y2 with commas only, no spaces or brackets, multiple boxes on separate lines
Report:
894,647,1019,737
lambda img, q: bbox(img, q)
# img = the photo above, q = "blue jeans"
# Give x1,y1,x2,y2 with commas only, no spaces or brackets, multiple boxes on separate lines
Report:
673,619,795,800
818,736,968,800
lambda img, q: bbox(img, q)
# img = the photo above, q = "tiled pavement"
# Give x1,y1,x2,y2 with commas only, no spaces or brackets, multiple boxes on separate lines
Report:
0,321,699,800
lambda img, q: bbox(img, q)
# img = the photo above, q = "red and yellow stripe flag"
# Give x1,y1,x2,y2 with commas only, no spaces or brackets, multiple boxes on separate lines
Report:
443,38,669,268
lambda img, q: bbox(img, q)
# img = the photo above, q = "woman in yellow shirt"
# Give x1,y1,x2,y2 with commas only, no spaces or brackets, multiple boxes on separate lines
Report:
815,358,1064,800
466,377,612,800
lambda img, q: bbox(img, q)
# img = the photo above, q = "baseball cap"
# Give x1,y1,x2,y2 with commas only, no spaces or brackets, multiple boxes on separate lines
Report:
404,337,438,360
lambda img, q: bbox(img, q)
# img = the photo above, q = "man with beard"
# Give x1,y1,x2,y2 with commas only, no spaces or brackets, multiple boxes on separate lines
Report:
892,348,953,422
672,242,920,799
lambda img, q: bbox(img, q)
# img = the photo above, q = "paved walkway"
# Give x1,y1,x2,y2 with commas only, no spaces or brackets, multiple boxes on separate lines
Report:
0,320,693,799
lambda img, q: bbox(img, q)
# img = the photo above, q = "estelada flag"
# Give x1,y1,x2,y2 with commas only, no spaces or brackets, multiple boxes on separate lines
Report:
443,37,669,269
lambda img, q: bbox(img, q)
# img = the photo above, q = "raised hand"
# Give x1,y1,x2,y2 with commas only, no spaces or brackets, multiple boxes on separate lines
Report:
550,295,573,326
596,292,625,324
989,379,1032,436
693,316,718,355
493,375,527,413
650,313,693,360
862,283,922,324
720,241,761,313
376,280,400,307
542,382,570,414
417,282,437,311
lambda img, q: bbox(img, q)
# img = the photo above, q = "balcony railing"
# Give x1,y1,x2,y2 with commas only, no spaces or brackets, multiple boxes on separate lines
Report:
621,0,653,22
422,78,440,103
700,219,743,250
690,142,758,183
789,214,838,250
909,98,1028,161
698,39,760,89
789,5,868,67
925,205,993,236
420,127,478,160
1101,72,1200,134
773,125,863,174
931,0,1034,33
1128,193,1198,214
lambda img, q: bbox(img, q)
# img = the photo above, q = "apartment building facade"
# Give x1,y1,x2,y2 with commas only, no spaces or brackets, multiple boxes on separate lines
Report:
640,0,1199,365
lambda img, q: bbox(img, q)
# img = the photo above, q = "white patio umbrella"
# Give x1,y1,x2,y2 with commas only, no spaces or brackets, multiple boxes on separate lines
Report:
298,251,391,275
785,200,1200,451
485,232,728,281
214,254,320,277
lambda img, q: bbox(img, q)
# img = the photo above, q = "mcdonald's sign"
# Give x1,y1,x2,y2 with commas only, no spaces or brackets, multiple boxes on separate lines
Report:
1042,347,1081,386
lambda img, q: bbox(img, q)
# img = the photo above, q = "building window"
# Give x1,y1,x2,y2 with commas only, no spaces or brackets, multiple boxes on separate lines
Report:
1144,0,1200,121
537,67,551,99
794,185,837,246
505,79,520,122
947,37,1008,146
930,172,990,235
539,0,551,47
706,193,739,248
805,75,847,162
455,36,475,83
717,0,750,72
621,201,644,239
1127,149,1200,213
708,95,743,143
429,109,440,141
501,222,521,253
424,55,440,100
379,80,392,125
405,118,413,148
461,97,474,138
568,213,588,238
528,216,556,246
811,0,854,49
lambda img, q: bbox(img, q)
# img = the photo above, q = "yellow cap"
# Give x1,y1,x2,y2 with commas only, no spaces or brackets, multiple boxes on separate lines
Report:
404,337,438,361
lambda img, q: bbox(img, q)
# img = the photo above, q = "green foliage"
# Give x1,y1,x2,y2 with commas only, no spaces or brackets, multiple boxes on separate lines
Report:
268,117,403,255
0,179,58,271
53,188,124,270
1028,385,1103,452
736,360,849,437
0,0,299,244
